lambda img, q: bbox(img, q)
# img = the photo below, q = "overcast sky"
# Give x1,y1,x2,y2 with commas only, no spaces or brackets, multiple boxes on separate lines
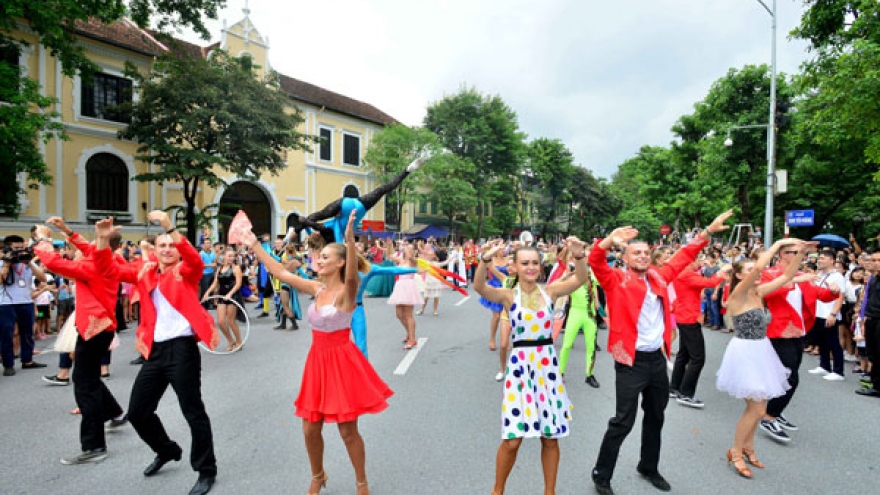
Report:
176,0,811,179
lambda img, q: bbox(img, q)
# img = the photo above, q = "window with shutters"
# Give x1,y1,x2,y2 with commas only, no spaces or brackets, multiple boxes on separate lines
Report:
342,133,360,166
86,153,128,212
81,72,132,123
318,127,332,162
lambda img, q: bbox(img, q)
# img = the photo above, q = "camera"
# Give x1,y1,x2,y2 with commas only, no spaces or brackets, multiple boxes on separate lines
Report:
2,247,34,264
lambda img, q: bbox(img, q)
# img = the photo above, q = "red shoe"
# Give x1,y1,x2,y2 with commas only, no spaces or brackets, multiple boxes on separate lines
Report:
403,340,418,350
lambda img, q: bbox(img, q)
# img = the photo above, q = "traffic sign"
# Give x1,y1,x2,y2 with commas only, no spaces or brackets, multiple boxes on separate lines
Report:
660,224,672,235
785,210,814,227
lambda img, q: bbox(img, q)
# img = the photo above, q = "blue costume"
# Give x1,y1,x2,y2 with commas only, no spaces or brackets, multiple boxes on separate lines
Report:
354,265,417,358
289,165,422,358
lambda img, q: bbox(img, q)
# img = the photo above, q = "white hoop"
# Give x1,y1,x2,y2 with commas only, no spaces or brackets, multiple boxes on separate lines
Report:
199,295,251,355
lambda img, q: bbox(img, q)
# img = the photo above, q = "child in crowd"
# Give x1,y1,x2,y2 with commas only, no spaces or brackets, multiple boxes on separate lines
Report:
32,278,55,340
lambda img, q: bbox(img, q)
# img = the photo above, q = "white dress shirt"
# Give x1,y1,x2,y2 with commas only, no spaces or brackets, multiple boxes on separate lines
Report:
636,277,665,351
151,286,194,342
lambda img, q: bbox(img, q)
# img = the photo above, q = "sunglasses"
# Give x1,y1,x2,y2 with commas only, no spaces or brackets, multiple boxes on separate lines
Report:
782,250,799,255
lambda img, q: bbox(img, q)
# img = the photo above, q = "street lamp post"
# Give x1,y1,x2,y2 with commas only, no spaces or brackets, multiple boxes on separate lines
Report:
758,0,777,247
724,0,776,246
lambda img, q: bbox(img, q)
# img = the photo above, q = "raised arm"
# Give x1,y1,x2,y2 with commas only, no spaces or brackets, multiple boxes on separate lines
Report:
547,237,589,300
47,216,94,256
341,210,360,311
240,230,320,296
474,240,513,307
755,240,813,298
659,209,732,282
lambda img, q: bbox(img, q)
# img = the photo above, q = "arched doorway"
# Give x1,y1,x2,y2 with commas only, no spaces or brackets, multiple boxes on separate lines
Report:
219,181,272,243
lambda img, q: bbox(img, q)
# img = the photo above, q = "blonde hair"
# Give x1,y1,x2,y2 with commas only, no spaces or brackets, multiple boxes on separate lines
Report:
323,242,370,281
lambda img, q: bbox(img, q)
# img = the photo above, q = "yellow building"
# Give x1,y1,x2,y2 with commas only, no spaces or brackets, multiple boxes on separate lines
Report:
1,11,401,242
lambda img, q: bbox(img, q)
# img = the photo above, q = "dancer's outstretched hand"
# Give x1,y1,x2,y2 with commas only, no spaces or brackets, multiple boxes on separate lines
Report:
707,209,734,234
480,239,504,262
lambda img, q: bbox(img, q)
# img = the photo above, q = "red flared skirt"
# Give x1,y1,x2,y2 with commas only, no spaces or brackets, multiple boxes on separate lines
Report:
294,329,393,423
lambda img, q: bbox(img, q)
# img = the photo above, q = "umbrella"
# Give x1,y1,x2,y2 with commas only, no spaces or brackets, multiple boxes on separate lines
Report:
811,234,850,250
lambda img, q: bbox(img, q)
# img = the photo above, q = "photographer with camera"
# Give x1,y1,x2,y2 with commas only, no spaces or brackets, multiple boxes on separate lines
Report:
1,235,48,376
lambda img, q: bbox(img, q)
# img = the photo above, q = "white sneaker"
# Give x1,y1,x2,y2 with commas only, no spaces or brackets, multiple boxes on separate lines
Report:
844,353,858,363
494,372,504,382
823,372,845,381
807,367,829,375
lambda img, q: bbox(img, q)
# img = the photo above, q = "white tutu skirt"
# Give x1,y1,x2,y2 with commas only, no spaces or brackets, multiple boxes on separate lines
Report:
716,337,791,401
422,274,444,298
387,276,425,306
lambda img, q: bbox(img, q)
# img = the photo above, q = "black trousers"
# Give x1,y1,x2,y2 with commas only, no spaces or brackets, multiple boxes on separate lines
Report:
669,322,705,398
816,317,844,375
766,337,804,418
74,331,123,451
128,337,217,476
593,349,668,482
865,318,880,387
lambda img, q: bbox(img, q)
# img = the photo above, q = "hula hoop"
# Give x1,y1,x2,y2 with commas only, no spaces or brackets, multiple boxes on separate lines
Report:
199,295,251,355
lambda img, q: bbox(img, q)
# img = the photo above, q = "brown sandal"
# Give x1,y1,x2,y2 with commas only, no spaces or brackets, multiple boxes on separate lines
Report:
727,448,752,478
742,449,765,468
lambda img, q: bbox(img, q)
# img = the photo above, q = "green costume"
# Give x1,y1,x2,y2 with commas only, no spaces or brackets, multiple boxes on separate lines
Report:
559,274,599,377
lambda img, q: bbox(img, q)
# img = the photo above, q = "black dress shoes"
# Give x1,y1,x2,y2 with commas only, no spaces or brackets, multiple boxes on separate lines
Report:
130,356,145,365
189,474,215,495
592,471,614,495
637,464,671,491
143,450,182,476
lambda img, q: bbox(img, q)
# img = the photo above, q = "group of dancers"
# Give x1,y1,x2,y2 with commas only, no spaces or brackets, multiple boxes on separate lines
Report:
17,151,853,495
465,208,842,495
32,211,219,495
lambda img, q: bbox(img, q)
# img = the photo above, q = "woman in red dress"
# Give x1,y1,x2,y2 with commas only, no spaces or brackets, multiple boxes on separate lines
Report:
243,211,391,495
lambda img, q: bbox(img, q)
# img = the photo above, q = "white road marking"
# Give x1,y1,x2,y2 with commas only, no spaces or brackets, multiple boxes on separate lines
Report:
455,296,471,306
393,337,428,375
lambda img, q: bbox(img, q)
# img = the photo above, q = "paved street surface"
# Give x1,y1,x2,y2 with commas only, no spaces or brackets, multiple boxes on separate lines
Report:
1,290,877,494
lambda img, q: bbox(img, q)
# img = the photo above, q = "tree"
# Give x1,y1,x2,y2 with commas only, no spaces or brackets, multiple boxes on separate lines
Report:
567,167,619,239
0,40,64,216
527,138,575,237
693,65,795,225
794,1,880,167
119,50,313,243
419,154,477,240
0,0,224,216
424,86,526,238
362,124,436,228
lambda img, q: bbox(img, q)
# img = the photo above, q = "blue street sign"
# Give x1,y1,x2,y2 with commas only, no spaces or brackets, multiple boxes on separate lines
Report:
785,210,814,227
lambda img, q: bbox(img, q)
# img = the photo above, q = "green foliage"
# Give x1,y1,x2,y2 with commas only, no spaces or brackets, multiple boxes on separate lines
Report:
568,167,619,239
363,123,437,227
0,0,223,216
527,138,574,236
1,0,224,77
424,86,526,237
419,154,477,238
0,39,64,216
120,50,313,243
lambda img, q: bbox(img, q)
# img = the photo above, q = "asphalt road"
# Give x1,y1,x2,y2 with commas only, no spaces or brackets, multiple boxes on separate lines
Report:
1,291,877,494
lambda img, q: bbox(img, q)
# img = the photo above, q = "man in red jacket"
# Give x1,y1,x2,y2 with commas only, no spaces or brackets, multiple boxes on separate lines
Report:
588,210,733,495
33,218,127,465
758,250,840,443
669,259,729,408
118,210,220,495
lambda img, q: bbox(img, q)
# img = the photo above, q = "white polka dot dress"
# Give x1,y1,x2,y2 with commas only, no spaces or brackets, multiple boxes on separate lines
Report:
500,286,573,439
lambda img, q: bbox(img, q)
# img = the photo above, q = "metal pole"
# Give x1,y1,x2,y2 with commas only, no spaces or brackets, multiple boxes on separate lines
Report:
764,0,777,247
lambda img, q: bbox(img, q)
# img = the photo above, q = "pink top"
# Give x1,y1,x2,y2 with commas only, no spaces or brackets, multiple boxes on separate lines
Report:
307,287,353,332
